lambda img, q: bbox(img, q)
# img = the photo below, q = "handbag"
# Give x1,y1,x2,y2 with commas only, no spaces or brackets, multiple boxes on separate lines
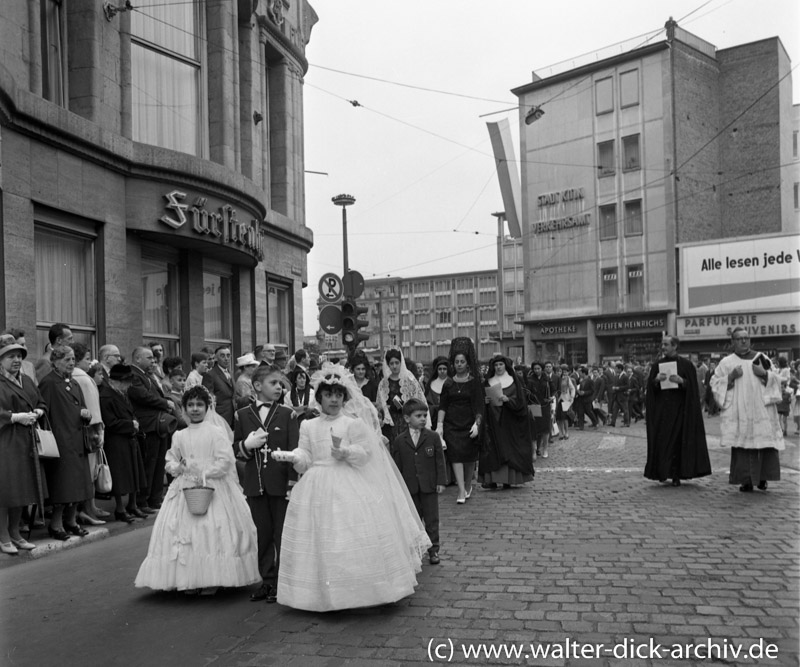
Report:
528,403,542,418
94,448,112,494
35,414,60,458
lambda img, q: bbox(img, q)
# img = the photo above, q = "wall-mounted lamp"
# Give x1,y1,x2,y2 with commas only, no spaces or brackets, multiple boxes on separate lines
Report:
525,105,545,125
103,0,133,21
253,111,263,125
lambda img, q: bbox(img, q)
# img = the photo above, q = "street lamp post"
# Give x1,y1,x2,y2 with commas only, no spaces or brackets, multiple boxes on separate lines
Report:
332,194,356,287
376,288,385,354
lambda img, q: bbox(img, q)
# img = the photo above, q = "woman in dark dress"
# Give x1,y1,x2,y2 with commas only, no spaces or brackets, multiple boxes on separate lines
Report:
39,345,94,540
99,364,148,522
527,361,552,459
376,348,428,443
435,340,484,505
289,367,316,424
479,355,534,489
0,336,46,553
425,357,453,485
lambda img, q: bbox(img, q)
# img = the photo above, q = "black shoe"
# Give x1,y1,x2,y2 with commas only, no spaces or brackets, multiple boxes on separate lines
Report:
265,585,277,604
428,551,440,565
47,526,70,541
250,584,269,602
757,481,768,491
739,483,754,492
127,507,148,519
115,511,135,524
502,484,513,489
481,483,498,490
138,506,157,515
64,524,89,537
671,478,681,487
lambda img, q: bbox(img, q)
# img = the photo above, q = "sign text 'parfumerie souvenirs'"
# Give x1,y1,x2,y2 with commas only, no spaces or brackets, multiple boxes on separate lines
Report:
159,190,265,260
533,187,591,234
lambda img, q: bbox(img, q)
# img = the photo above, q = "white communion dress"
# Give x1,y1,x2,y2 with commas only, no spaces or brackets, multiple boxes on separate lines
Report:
277,412,432,611
134,422,260,591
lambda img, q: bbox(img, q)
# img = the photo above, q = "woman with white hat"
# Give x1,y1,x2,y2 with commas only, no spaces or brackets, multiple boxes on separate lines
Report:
0,334,47,553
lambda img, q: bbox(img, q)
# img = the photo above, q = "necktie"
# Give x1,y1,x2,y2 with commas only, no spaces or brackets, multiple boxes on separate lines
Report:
410,429,420,445
258,402,273,416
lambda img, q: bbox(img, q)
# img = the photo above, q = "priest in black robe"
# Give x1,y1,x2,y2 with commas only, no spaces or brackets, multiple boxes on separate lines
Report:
644,335,711,486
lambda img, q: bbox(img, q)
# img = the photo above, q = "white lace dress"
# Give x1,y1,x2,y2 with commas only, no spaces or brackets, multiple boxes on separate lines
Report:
134,422,260,591
277,412,431,611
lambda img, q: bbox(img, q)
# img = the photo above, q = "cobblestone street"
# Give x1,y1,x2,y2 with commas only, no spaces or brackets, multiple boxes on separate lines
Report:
2,417,798,666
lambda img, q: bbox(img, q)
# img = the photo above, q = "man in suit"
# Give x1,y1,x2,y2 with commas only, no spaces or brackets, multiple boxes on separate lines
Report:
391,398,447,565
591,367,608,425
127,346,175,511
203,345,235,426
609,362,631,427
233,366,299,602
575,367,598,429
35,323,73,383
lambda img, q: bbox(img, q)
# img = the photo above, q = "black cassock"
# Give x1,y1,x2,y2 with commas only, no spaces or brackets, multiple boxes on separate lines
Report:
644,354,711,481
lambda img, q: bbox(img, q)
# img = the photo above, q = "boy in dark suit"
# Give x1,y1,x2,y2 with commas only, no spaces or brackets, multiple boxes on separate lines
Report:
390,398,447,565
233,366,299,603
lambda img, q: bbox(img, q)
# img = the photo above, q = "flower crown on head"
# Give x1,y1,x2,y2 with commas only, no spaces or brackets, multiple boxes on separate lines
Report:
311,363,352,391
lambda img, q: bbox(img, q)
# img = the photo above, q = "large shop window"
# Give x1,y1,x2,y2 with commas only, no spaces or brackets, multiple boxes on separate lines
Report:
267,278,293,348
35,226,96,356
40,0,66,105
141,250,181,357
203,268,232,348
131,0,205,156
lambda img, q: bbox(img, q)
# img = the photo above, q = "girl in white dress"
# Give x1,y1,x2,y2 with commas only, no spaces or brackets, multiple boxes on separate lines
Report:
274,364,431,612
135,385,259,594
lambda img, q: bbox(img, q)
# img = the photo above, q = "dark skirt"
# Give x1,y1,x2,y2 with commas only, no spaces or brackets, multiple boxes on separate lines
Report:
442,424,479,463
104,435,147,496
0,428,42,507
729,447,781,485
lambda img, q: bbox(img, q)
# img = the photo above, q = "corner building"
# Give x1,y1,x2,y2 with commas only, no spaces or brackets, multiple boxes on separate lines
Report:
512,20,798,365
0,0,316,360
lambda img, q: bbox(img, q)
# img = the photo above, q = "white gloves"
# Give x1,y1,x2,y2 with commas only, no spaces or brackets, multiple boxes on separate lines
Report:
11,412,38,426
469,423,479,438
244,430,268,450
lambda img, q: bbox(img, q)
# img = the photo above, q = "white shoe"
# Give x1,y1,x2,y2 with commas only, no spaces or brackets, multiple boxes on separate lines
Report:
542,451,549,458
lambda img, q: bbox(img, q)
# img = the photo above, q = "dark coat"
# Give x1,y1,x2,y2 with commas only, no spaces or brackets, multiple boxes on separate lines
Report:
0,373,47,506
203,365,235,426
591,375,607,403
480,376,534,476
99,383,147,496
233,403,298,497
127,365,171,434
391,427,447,494
644,354,711,481
39,371,93,504
610,372,629,401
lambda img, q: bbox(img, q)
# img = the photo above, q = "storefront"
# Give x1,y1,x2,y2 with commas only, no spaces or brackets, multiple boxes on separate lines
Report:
593,314,668,364
529,320,588,366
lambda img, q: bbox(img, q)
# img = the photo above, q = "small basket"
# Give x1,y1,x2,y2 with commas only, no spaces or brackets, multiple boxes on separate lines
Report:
183,486,214,515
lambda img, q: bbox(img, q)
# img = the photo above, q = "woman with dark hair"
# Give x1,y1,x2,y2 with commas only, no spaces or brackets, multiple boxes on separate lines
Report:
289,366,314,423
39,345,94,540
425,357,450,430
435,338,484,505
274,364,430,611
479,355,534,489
350,355,378,403
376,348,429,443
527,361,552,459
0,334,46,553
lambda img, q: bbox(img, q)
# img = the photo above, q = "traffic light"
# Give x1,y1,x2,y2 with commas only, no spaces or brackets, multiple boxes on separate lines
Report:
341,298,369,349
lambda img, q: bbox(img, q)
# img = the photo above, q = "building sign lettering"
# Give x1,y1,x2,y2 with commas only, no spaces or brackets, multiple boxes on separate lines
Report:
534,187,590,235
596,318,665,332
540,324,577,335
159,190,264,260
679,311,799,339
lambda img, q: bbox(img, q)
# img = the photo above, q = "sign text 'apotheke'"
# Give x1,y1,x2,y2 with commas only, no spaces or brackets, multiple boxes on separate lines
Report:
159,190,264,260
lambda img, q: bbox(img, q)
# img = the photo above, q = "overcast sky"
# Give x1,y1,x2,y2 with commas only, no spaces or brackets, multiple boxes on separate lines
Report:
300,0,799,335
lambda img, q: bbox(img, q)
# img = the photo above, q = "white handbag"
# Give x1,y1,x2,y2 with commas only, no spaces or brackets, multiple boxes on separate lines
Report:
94,448,112,493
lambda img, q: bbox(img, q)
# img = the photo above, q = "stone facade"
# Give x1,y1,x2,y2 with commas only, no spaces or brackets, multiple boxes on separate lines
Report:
0,0,316,360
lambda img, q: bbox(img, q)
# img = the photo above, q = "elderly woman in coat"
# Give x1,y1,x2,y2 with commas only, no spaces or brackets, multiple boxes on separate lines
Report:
39,345,94,540
0,334,47,553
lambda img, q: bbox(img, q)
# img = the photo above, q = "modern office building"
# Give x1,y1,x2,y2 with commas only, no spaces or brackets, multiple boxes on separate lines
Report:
510,19,799,365
0,0,316,361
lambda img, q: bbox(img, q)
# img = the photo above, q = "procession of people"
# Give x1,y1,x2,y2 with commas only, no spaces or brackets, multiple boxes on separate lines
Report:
1,322,795,612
